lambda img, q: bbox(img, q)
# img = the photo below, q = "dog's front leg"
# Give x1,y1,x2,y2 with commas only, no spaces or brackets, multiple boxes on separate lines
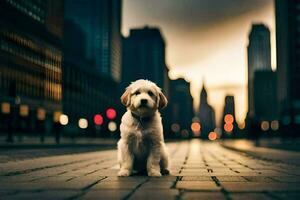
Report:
118,140,134,176
147,144,162,177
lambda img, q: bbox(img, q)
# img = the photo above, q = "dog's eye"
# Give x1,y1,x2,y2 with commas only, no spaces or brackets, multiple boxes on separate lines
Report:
134,91,140,95
148,91,154,96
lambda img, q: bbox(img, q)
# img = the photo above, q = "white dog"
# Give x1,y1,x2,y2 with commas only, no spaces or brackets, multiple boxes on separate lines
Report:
117,79,170,177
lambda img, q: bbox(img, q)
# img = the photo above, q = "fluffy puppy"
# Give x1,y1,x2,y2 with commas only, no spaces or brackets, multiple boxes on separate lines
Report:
118,79,170,177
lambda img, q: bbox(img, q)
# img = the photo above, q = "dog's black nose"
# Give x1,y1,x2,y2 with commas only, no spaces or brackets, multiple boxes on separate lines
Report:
141,99,148,105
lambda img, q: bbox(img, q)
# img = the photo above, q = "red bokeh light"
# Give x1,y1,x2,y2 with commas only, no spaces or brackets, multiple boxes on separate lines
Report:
94,114,104,125
106,108,117,120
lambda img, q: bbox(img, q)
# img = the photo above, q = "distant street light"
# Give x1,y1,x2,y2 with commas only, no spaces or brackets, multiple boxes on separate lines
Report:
270,120,279,131
208,132,218,141
261,121,270,131
106,108,117,120
59,114,69,125
1,102,10,114
37,108,46,121
171,123,180,133
78,118,88,129
191,122,201,137
19,105,29,117
108,121,117,132
94,114,104,126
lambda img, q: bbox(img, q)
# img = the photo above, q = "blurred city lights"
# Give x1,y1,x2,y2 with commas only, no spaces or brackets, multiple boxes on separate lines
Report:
108,121,117,132
37,108,46,120
224,123,233,133
78,118,88,129
181,129,189,138
1,102,10,114
20,105,29,117
261,121,270,131
53,111,62,123
270,120,279,131
191,122,201,132
171,123,180,133
224,114,234,124
106,108,117,120
208,132,218,141
59,114,69,125
94,114,104,125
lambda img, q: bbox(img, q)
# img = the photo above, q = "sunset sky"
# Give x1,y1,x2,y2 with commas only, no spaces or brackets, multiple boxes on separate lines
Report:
122,0,276,125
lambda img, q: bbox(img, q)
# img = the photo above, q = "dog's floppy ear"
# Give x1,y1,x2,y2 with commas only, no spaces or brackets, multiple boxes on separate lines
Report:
120,87,131,106
158,91,168,109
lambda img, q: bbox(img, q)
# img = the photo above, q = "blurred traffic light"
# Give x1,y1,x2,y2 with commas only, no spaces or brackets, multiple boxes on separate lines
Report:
94,114,104,126
106,108,117,120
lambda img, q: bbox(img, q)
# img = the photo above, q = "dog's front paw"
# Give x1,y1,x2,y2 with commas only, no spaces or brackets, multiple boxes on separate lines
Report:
148,170,162,177
118,169,131,177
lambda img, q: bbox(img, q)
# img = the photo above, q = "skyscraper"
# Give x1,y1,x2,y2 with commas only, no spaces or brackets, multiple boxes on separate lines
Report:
253,71,278,122
198,82,216,139
64,0,122,82
221,96,238,138
276,0,300,135
247,24,272,118
168,78,194,138
0,0,64,135
63,2,122,136
122,27,168,91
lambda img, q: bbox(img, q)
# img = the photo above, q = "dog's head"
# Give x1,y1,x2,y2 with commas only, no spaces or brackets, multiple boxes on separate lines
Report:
121,79,168,117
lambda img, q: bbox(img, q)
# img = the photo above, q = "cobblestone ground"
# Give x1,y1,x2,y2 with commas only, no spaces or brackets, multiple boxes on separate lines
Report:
0,140,299,200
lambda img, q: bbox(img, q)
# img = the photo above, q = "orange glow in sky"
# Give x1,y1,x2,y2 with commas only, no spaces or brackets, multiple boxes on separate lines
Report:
122,0,275,125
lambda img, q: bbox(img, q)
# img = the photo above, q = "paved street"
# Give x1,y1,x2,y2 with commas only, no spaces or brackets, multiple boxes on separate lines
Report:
0,140,300,200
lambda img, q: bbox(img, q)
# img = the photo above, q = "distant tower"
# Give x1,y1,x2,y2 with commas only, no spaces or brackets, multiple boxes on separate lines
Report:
168,78,194,138
247,24,271,118
198,82,216,139
221,96,238,138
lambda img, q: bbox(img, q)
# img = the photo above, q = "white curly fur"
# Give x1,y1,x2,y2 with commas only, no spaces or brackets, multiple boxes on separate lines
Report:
118,79,170,177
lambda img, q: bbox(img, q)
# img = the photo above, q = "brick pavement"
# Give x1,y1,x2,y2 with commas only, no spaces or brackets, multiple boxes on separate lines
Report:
0,140,299,200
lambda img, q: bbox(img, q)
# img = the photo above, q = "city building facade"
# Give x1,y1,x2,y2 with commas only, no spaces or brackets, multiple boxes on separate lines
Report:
167,78,194,138
64,0,122,82
247,24,272,118
0,0,64,138
275,0,300,136
121,27,168,92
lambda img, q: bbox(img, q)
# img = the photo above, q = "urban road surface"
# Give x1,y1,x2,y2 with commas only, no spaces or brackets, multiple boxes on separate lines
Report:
0,140,300,200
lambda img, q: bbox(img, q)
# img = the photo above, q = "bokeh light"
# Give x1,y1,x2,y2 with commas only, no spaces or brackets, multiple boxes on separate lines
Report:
270,120,279,131
224,123,233,133
78,118,88,129
108,121,117,132
208,132,218,141
181,129,189,138
171,123,180,133
37,108,46,120
261,121,269,131
191,122,201,132
20,105,29,117
59,114,69,125
106,108,117,120
94,114,104,125
224,114,234,124
1,102,10,114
